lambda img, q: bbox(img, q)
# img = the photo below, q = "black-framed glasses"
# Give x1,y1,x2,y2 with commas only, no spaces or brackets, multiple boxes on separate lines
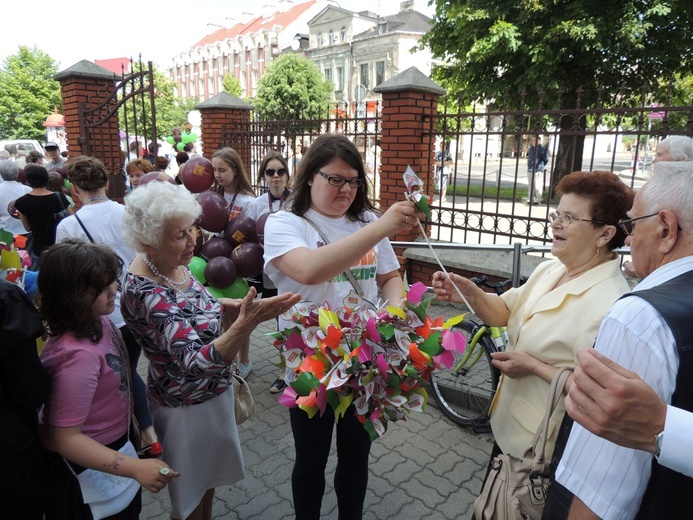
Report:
549,211,605,227
618,213,659,235
265,168,288,177
318,171,363,189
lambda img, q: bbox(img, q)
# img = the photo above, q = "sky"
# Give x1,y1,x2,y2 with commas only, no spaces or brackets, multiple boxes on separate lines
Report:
1,0,434,71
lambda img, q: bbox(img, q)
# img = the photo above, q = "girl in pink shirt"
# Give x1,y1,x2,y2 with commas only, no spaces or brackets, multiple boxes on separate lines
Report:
39,239,179,519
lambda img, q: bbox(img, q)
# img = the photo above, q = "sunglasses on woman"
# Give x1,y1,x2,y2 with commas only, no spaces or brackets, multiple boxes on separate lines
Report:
265,168,288,177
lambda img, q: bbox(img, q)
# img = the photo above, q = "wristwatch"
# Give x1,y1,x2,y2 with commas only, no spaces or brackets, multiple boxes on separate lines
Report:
654,430,664,458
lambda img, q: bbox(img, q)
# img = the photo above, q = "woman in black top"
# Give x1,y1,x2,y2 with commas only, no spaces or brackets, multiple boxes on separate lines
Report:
14,165,72,270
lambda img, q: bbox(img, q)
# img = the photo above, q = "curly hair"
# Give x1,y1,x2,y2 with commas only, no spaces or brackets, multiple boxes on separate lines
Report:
288,133,373,221
556,171,635,249
66,155,109,192
210,147,255,197
122,181,202,250
257,151,289,182
37,239,123,342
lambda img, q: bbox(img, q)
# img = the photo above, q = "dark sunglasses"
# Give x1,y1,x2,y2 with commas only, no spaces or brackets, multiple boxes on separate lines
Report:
265,168,288,177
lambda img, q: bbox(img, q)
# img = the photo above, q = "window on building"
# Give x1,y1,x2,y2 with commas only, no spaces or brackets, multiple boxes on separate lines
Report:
336,66,344,91
341,27,347,42
245,50,251,64
324,67,332,84
376,61,385,86
328,30,334,45
317,33,323,47
360,63,369,89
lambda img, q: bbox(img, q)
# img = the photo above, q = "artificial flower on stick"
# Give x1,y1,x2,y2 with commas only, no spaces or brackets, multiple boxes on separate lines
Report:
270,281,467,440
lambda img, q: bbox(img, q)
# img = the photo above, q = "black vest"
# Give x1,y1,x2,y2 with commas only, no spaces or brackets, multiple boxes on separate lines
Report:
632,269,693,519
543,269,693,520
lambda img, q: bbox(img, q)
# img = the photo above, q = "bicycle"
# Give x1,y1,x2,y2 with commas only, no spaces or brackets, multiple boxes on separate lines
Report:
429,276,519,430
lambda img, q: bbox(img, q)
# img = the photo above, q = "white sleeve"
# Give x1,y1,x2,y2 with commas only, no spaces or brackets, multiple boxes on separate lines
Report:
555,297,679,520
658,405,693,477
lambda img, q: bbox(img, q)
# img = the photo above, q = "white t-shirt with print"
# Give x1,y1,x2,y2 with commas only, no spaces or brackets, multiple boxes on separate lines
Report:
223,192,256,221
263,208,400,331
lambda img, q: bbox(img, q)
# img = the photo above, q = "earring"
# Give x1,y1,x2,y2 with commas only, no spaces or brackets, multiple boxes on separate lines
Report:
596,243,601,256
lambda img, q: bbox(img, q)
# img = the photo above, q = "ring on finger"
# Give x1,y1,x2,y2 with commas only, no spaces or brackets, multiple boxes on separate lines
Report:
404,216,409,223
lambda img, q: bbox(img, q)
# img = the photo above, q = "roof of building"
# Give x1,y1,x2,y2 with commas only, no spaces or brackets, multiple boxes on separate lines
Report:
94,57,131,75
353,9,431,40
190,0,317,49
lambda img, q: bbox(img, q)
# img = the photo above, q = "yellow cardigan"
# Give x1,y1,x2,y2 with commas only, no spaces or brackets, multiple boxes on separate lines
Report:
489,256,630,458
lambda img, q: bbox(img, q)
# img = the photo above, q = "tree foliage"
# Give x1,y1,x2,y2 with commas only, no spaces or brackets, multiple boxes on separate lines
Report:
0,46,61,140
222,74,242,98
254,53,332,121
423,0,693,107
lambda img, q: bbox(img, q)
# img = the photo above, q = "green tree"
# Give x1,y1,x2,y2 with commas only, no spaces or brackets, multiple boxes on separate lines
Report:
422,0,693,188
222,74,242,98
254,53,332,122
0,46,61,140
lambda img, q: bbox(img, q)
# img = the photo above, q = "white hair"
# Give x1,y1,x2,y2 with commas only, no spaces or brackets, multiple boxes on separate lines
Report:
658,136,693,161
122,182,202,251
0,160,19,181
644,161,693,232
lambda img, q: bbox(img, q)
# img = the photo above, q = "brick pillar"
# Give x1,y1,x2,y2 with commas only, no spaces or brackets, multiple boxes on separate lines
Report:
196,92,254,173
54,61,124,200
373,67,446,274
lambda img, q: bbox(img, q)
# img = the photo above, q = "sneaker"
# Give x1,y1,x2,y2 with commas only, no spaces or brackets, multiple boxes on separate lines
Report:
270,378,287,394
236,361,253,379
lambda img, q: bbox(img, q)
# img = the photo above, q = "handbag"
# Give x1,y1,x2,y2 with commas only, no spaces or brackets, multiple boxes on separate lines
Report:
473,367,571,520
233,372,255,424
53,192,70,222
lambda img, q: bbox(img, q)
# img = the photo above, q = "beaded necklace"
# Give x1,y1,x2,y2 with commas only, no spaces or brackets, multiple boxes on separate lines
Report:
142,253,189,289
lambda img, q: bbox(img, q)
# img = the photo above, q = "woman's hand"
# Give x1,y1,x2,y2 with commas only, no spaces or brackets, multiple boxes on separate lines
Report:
431,271,477,304
132,458,180,493
233,288,302,333
377,200,419,236
490,351,539,379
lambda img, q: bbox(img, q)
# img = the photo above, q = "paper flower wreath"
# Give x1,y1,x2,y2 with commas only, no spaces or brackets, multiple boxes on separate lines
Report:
270,281,467,440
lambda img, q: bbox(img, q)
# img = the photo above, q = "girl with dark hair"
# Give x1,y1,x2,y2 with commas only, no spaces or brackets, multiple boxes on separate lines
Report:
14,164,73,270
210,147,257,378
38,239,177,519
263,133,418,519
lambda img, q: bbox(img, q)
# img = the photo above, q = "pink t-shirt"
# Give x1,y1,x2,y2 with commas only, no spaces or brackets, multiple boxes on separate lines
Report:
40,317,129,445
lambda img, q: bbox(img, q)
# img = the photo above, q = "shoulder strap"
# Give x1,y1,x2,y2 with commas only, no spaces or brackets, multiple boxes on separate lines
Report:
54,191,66,210
302,215,365,298
74,213,95,243
530,367,571,464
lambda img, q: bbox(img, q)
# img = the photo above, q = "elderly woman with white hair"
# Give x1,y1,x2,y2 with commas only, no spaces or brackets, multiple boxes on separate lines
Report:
120,181,300,520
653,135,693,163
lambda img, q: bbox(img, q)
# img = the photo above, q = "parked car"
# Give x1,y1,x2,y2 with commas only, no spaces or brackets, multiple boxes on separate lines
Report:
0,139,46,156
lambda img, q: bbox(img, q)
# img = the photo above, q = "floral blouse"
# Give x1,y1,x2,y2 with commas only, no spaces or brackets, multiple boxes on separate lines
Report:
121,272,233,407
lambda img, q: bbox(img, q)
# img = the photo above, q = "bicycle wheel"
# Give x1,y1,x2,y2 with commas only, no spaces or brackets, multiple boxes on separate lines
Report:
429,319,499,426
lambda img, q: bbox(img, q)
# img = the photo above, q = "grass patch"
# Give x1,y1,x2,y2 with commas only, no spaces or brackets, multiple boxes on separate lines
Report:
445,184,525,200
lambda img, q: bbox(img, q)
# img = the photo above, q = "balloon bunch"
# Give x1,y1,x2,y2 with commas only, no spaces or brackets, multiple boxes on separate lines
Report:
181,158,264,299
166,127,198,152
271,281,468,441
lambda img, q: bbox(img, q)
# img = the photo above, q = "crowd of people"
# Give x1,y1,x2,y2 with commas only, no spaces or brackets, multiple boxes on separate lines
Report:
2,134,693,520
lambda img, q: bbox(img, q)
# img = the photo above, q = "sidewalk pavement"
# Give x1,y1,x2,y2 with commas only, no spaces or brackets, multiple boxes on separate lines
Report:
138,302,494,519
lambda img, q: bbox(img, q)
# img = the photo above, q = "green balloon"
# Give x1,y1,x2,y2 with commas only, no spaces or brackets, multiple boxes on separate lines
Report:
188,133,198,142
224,277,249,299
176,142,186,151
206,286,225,299
64,179,71,190
189,256,207,284
181,133,193,144
166,135,175,145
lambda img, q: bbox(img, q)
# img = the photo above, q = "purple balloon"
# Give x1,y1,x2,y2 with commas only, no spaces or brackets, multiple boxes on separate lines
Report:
231,242,264,278
196,191,229,232
204,256,238,289
200,237,233,260
224,215,258,248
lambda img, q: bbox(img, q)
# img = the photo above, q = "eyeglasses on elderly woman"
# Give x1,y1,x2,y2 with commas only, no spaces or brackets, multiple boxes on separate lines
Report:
549,211,605,227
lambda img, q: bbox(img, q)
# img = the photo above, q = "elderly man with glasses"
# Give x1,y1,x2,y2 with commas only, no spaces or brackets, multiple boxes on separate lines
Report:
544,161,693,520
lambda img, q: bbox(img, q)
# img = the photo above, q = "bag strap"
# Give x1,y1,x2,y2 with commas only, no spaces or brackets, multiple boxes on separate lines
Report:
74,213,95,243
54,191,66,211
529,367,571,468
302,216,365,298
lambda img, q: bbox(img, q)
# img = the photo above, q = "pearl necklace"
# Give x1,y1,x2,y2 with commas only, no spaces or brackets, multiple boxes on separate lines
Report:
142,253,190,289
